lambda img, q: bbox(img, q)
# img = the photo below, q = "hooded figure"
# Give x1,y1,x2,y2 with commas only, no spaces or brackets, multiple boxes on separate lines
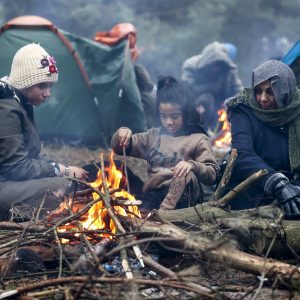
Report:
181,41,243,130
0,43,88,220
225,60,300,218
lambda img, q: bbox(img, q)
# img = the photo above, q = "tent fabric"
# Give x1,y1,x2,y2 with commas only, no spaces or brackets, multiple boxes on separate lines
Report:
281,39,300,87
94,23,140,62
0,16,147,147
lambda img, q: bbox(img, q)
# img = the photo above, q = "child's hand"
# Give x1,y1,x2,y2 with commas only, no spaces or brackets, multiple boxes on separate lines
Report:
118,127,132,147
173,161,193,178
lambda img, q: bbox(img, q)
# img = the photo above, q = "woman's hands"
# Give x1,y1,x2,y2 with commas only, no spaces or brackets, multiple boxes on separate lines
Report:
172,161,194,178
118,127,132,147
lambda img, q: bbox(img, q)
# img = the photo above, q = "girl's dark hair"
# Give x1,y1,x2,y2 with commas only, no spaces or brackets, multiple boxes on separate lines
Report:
156,75,206,134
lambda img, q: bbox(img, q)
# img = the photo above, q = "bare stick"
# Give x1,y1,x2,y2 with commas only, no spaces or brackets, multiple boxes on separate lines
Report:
142,254,177,279
99,153,133,280
35,191,48,222
210,169,268,207
122,146,131,194
122,147,145,266
212,148,237,201
0,276,214,299
74,154,134,299
98,154,126,234
112,200,142,206
54,229,63,278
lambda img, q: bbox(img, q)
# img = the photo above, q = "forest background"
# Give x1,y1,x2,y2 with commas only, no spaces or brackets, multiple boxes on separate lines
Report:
1,0,300,87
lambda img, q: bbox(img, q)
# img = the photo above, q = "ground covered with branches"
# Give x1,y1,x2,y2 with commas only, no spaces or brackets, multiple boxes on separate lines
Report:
0,144,298,299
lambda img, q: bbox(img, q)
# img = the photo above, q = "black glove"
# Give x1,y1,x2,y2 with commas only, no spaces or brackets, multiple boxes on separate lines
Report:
264,173,300,217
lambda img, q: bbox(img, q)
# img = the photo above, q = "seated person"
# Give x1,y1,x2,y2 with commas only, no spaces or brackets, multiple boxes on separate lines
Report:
111,76,218,211
0,44,88,220
225,60,300,218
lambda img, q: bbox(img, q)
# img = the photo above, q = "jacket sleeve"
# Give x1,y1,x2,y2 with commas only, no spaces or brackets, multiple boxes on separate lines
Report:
230,108,275,186
188,135,218,185
111,128,157,160
0,101,56,181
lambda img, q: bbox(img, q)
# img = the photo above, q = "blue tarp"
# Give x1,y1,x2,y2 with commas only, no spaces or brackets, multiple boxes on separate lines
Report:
281,39,300,65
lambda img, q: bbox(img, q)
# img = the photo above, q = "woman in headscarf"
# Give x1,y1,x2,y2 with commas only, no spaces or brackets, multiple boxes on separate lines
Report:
225,60,300,218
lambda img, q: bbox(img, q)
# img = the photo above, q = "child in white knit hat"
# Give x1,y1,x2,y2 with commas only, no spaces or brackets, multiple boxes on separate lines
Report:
0,43,88,220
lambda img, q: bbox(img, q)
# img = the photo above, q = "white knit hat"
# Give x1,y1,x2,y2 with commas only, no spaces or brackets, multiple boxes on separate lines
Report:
9,43,58,89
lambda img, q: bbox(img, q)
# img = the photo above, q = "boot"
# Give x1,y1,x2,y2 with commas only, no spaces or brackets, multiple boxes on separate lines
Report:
160,176,187,210
160,171,202,210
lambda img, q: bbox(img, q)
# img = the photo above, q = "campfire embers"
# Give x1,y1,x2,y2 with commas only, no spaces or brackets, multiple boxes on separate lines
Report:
212,108,232,150
56,152,141,242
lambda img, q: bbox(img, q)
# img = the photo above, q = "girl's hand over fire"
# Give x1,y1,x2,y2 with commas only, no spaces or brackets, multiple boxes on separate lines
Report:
172,161,193,178
118,127,132,147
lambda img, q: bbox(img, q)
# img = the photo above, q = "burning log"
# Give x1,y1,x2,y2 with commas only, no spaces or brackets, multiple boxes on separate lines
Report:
75,187,123,198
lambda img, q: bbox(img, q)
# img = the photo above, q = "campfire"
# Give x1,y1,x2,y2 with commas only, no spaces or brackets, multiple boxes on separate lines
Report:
56,152,141,241
0,151,299,299
212,108,232,149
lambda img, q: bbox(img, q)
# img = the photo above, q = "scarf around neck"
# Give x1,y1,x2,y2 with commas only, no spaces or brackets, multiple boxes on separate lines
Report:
226,88,300,174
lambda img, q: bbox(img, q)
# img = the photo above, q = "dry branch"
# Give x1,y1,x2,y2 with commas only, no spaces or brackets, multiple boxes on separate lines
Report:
210,169,268,206
134,218,300,287
0,276,214,299
212,148,237,201
157,204,300,255
0,222,45,233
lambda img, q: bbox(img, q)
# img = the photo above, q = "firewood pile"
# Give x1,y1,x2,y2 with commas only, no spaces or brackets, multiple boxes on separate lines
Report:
0,152,300,299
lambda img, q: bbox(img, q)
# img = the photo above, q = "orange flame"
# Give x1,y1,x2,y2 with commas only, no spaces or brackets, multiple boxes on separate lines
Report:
58,152,140,241
214,109,232,148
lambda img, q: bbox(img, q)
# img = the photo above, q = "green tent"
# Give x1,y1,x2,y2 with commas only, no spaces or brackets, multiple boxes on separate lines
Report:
0,15,147,147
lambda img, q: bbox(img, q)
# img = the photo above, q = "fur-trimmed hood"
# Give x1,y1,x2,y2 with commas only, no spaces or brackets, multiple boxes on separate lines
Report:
0,77,19,102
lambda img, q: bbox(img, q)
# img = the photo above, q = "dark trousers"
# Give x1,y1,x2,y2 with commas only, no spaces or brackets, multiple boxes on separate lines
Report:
0,177,70,220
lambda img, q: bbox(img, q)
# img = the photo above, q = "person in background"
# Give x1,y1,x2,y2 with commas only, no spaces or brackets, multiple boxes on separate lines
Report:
0,43,88,220
181,41,243,131
111,76,218,211
225,60,300,218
